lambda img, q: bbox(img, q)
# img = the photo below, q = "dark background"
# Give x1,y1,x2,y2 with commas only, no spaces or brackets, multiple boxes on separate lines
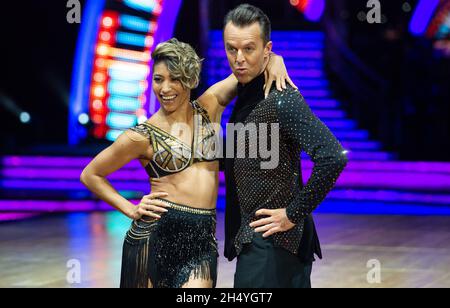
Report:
0,0,449,161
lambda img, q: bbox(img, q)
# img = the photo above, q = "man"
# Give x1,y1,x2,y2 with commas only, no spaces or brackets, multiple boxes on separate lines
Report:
222,4,348,288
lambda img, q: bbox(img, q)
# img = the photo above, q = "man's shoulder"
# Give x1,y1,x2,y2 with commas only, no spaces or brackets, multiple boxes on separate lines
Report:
266,86,306,112
267,85,303,102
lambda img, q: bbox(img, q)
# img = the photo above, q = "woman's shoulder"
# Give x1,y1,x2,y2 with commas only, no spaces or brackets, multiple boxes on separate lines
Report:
194,94,220,120
191,98,206,111
127,114,160,139
142,113,161,128
192,99,215,122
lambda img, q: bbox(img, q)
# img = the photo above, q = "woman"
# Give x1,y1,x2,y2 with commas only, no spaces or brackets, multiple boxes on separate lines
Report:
80,38,295,288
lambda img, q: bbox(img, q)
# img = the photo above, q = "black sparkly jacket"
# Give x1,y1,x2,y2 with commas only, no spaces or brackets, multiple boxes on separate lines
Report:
223,73,348,261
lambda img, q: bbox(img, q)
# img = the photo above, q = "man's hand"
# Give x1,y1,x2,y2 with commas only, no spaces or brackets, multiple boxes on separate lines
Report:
264,54,297,99
249,208,296,238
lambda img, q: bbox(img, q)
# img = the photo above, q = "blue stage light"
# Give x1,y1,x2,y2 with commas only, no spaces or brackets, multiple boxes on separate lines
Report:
20,112,31,124
123,0,159,13
106,112,137,129
120,14,152,33
107,96,141,111
116,31,147,47
410,0,440,36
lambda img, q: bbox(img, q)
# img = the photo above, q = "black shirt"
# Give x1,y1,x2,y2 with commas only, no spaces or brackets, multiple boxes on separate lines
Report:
223,73,348,262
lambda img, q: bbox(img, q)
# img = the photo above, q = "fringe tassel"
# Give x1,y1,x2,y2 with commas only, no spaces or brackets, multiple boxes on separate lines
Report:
120,209,218,288
175,256,218,288
120,237,151,288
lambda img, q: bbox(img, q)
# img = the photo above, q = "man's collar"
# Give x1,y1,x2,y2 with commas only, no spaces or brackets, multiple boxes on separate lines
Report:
237,72,265,101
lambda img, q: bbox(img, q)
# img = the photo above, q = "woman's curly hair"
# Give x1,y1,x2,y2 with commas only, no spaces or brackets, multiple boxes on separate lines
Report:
151,38,203,89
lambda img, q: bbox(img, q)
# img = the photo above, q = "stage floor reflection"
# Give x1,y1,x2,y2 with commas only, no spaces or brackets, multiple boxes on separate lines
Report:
1,210,450,288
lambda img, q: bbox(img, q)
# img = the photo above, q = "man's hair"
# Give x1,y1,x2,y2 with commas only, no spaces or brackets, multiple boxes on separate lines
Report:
151,38,202,89
224,4,271,45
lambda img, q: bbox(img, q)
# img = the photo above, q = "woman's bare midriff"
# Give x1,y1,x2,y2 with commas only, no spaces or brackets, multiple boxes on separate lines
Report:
146,161,219,210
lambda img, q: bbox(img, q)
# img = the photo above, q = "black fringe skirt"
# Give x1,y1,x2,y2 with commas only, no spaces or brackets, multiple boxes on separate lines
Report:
120,199,218,288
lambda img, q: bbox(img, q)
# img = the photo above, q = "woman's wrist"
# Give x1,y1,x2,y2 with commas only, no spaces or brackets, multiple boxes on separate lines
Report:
266,52,279,68
123,202,137,219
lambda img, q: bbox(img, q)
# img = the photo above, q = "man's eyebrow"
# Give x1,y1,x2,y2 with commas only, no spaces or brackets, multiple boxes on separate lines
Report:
225,42,256,48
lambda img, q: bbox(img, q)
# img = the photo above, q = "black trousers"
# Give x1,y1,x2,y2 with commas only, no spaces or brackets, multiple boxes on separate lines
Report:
234,233,313,288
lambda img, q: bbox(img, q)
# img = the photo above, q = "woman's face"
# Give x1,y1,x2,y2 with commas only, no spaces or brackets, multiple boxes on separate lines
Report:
152,61,190,113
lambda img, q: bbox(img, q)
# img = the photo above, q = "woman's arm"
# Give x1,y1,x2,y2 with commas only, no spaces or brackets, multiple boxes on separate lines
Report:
202,73,238,109
199,53,297,118
80,130,155,219
196,74,237,124
264,53,297,98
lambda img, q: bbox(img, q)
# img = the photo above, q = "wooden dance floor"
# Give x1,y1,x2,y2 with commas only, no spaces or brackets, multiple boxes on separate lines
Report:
1,211,450,288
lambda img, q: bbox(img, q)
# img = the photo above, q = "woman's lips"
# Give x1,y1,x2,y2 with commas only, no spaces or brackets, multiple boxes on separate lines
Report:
161,95,177,103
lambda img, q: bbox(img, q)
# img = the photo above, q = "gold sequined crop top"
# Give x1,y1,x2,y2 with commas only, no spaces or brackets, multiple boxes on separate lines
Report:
130,100,220,178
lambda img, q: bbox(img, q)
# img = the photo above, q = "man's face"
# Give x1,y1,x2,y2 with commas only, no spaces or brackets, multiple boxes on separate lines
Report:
224,22,272,84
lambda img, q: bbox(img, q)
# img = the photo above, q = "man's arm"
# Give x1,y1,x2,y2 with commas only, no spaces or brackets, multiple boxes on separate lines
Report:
279,89,348,224
250,88,348,237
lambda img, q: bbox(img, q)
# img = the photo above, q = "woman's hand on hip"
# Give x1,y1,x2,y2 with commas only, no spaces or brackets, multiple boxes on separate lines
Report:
127,192,170,220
